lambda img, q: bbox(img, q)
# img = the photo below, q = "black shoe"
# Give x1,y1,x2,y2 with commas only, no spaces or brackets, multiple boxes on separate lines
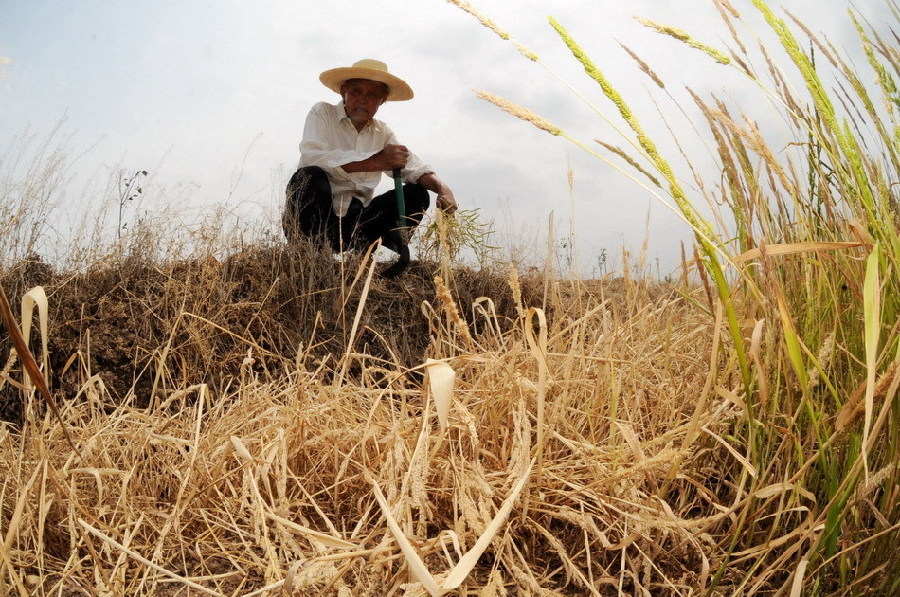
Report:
381,243,410,278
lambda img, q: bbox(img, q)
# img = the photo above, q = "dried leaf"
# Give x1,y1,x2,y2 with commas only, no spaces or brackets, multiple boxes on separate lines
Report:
426,359,456,433
735,241,863,262
230,436,253,463
368,475,444,596
21,286,49,374
443,459,533,589
265,511,357,550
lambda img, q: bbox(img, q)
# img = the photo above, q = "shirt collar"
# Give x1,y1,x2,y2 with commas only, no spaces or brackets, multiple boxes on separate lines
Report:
336,100,375,131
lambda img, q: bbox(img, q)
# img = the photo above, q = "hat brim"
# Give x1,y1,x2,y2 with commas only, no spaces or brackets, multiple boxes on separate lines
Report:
319,66,414,102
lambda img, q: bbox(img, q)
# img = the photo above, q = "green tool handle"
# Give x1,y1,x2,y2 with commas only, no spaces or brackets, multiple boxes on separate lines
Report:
392,168,406,228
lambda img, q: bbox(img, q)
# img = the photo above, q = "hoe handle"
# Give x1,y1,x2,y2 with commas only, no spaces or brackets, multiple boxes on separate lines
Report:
380,167,410,278
392,168,406,230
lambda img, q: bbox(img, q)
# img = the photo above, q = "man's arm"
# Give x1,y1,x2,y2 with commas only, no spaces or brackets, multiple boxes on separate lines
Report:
417,172,458,213
340,144,409,174
337,138,458,213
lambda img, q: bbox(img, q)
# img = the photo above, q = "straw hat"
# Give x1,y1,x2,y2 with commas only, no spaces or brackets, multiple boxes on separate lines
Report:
319,59,414,101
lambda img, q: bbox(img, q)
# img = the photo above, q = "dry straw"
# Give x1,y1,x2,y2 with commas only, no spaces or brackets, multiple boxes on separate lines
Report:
473,91,562,137
2,0,898,594
634,17,732,65
0,263,727,594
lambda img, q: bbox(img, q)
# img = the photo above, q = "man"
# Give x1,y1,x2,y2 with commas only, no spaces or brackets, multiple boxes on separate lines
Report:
283,58,457,271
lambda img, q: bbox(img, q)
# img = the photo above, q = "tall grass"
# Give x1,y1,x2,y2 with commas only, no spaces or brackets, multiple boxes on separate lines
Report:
454,0,898,593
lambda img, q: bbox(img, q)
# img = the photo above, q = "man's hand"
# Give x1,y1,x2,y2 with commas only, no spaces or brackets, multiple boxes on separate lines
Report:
436,187,458,214
340,143,409,174
376,144,409,171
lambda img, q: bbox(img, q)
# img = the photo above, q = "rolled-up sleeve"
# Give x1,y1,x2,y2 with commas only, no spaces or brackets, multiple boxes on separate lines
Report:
381,127,433,184
406,158,433,185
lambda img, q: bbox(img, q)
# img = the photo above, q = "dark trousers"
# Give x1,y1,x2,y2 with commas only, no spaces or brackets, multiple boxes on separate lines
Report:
282,166,430,253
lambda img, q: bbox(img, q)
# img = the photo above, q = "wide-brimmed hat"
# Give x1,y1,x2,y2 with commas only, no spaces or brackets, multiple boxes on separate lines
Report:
319,59,413,102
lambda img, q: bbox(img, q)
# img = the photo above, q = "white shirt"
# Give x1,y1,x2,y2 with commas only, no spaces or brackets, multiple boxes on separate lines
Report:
298,100,433,216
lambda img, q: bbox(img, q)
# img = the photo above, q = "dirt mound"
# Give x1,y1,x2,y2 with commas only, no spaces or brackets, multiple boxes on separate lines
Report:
0,244,545,424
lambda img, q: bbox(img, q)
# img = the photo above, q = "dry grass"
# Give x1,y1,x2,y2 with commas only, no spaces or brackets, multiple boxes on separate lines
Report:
2,249,724,595
2,0,898,594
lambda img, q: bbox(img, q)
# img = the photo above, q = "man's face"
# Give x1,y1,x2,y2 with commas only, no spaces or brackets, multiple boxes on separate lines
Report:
341,79,389,127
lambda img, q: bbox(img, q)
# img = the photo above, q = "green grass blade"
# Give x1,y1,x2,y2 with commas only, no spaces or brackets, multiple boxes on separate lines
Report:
862,242,881,478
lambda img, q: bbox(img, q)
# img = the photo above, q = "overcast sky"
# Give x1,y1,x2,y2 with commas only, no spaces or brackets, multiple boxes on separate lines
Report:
0,0,891,275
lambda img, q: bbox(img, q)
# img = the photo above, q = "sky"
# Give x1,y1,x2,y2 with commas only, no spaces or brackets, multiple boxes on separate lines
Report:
0,0,892,275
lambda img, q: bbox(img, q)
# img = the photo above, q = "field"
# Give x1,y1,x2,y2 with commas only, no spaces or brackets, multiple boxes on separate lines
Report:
1,1,899,595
